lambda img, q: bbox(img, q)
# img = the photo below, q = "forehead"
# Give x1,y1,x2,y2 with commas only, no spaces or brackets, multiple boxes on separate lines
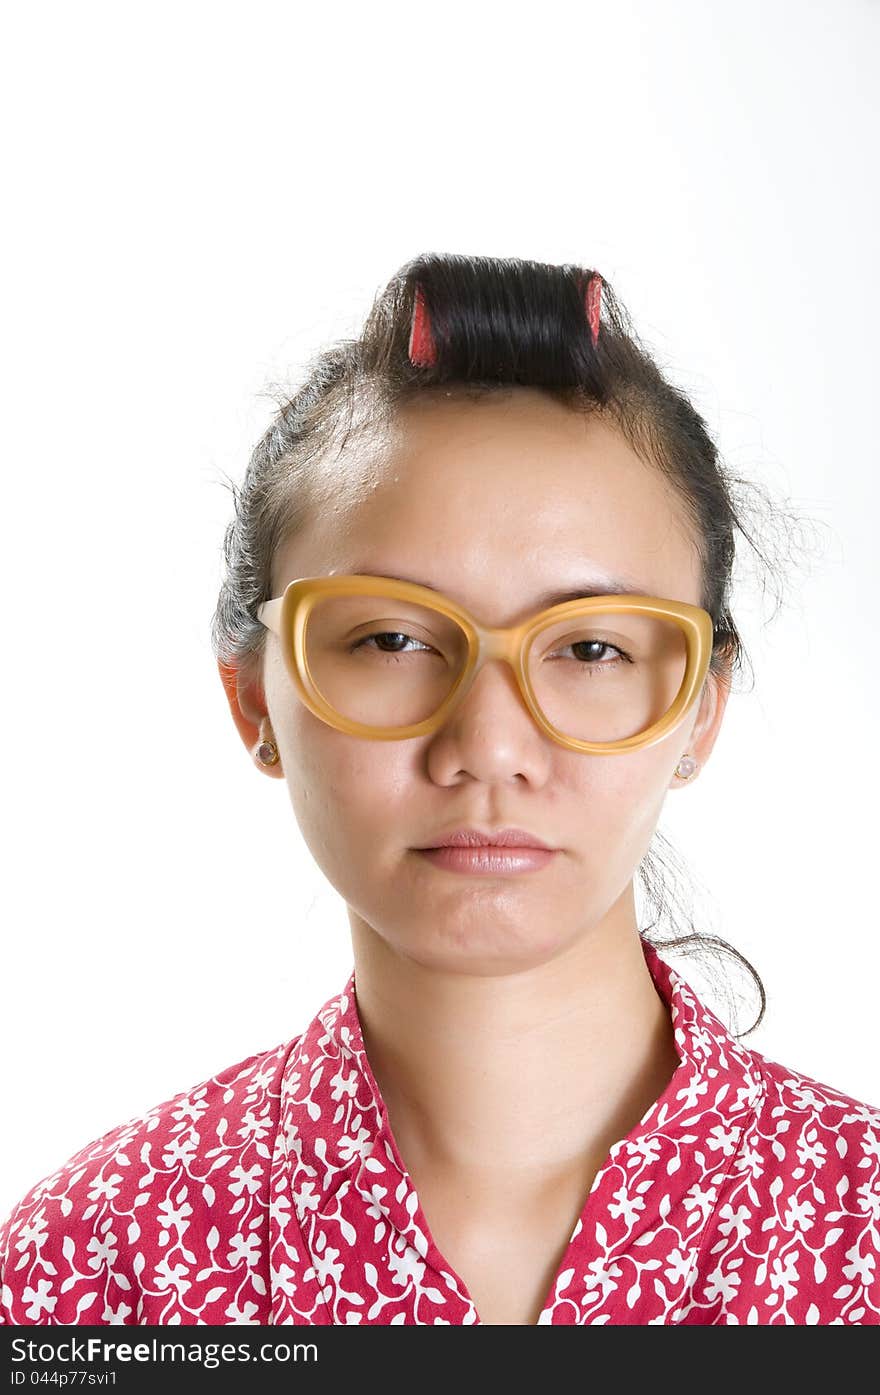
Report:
277,389,703,613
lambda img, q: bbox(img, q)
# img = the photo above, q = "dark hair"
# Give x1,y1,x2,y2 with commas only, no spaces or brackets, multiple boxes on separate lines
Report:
210,252,823,1037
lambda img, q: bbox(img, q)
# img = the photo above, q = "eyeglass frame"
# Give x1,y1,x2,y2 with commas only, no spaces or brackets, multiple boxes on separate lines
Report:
255,574,715,755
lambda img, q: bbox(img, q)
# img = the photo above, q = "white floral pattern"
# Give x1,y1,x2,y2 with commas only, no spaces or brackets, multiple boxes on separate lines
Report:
2,940,879,1325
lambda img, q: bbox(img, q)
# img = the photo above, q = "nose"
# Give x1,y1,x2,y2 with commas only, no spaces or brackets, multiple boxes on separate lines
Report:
467,652,527,705
436,653,544,752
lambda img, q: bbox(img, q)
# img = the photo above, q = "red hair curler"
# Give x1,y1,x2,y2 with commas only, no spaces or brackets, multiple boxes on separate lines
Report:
586,272,602,347
408,283,437,367
407,272,603,367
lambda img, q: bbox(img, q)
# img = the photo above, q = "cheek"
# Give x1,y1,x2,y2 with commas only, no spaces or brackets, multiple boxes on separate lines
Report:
620,745,680,855
561,744,675,856
283,712,413,868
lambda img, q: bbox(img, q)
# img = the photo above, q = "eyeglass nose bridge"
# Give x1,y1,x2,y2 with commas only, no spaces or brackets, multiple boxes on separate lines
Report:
478,621,532,664
438,614,568,746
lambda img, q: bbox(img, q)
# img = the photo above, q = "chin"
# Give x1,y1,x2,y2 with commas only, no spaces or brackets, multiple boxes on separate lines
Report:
388,915,578,977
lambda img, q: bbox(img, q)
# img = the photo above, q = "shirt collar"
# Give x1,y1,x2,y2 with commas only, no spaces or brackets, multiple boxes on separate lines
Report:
283,936,765,1252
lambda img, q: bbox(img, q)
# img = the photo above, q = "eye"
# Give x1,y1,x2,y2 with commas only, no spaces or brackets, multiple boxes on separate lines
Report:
553,638,631,668
351,631,433,655
568,639,627,663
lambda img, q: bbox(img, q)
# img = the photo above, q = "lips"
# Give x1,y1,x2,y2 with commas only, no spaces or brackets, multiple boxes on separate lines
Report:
417,826,554,851
415,844,558,875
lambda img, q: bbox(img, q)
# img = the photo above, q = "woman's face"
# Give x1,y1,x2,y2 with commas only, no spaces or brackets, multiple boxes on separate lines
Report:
240,387,729,973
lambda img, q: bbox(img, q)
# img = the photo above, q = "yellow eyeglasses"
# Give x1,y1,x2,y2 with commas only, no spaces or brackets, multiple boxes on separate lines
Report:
256,575,714,755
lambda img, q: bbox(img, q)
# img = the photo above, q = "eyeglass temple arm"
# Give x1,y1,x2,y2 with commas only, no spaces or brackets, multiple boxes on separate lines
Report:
256,599,283,633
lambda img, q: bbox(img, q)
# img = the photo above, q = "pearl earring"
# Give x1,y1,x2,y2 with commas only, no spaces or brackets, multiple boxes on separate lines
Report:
674,754,698,782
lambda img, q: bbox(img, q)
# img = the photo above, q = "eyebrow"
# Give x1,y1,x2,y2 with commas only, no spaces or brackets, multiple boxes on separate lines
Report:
344,567,648,609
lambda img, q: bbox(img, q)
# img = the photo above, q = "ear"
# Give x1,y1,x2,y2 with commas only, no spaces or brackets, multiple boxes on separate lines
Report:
217,659,285,778
670,661,732,788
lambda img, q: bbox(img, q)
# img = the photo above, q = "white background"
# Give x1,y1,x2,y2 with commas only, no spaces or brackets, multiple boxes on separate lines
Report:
2,0,878,1220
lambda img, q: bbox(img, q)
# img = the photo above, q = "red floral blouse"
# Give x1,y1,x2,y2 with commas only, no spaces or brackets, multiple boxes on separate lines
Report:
2,939,879,1325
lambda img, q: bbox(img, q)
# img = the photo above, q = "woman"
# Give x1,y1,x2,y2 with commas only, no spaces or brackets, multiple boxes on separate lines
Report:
2,253,878,1326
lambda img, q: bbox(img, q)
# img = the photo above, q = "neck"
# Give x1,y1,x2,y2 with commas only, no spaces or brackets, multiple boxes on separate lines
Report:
347,889,681,1193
